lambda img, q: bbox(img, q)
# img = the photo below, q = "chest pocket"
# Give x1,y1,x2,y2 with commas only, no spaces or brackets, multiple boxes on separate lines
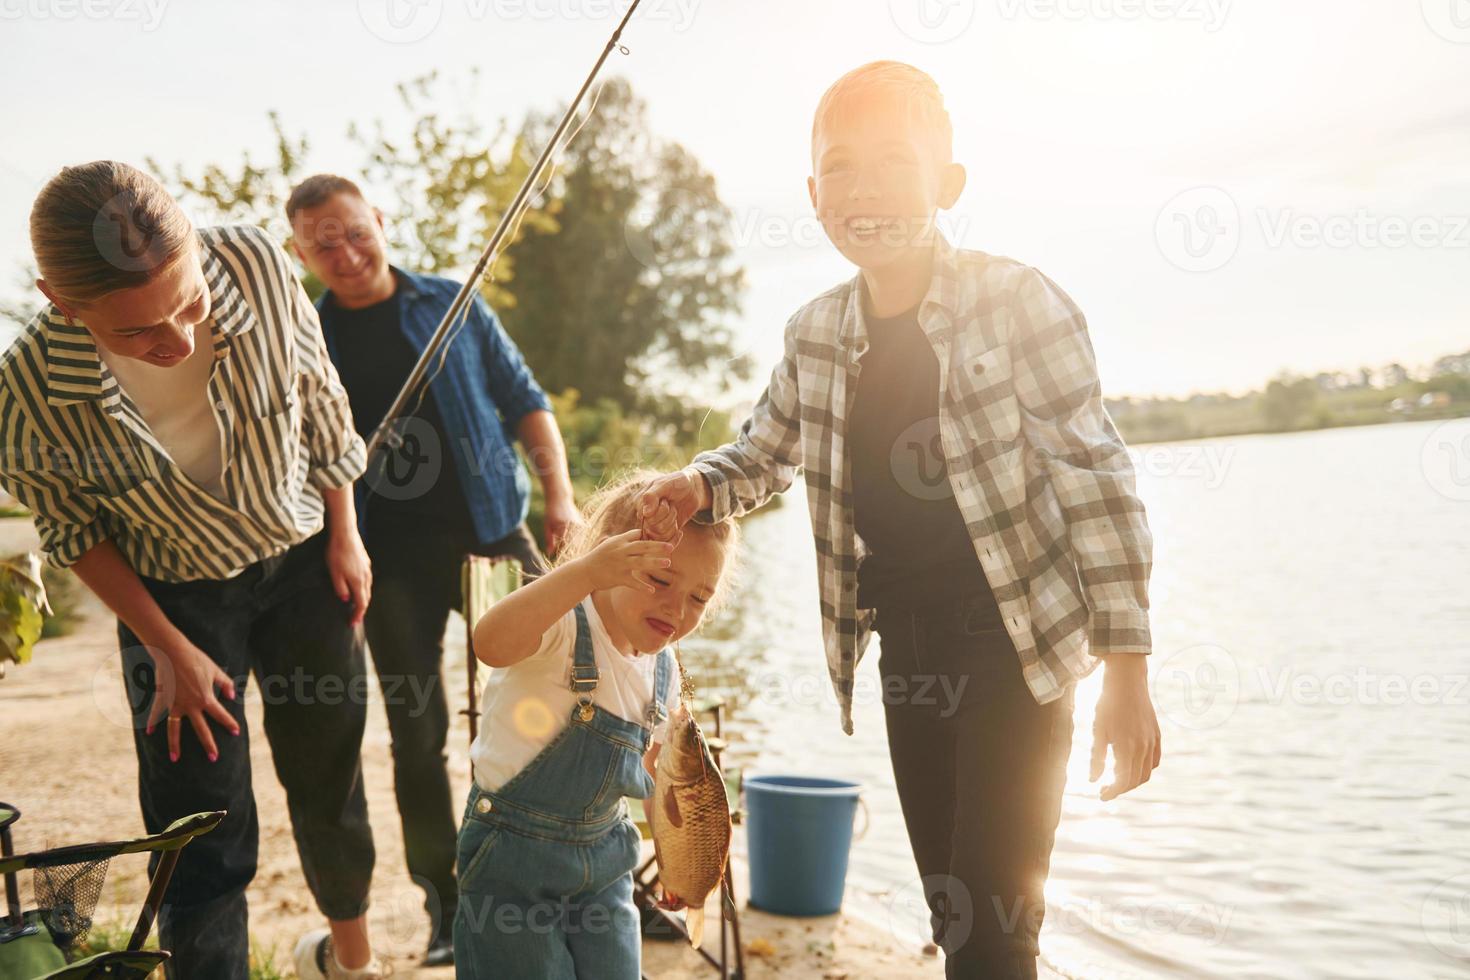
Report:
240,388,302,492
947,342,1020,445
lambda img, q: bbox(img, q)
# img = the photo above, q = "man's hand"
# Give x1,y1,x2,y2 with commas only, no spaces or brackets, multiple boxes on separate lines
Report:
326,528,373,627
145,639,240,764
542,492,581,558
639,468,711,544
1089,654,1161,801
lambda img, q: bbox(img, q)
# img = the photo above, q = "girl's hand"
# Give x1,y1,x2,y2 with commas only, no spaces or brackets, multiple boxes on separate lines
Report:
656,887,688,912
577,528,673,594
326,529,373,626
145,640,240,764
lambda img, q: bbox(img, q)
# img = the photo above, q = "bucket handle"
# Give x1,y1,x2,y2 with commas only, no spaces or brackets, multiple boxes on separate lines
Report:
853,795,870,842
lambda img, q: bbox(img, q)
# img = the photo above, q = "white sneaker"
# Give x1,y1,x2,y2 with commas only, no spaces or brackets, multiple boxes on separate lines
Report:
292,927,390,979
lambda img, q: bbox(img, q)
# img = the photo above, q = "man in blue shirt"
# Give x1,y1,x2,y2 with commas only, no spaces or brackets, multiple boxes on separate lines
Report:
288,174,578,968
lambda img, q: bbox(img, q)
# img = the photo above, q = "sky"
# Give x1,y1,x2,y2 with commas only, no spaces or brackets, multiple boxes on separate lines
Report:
2,0,1468,400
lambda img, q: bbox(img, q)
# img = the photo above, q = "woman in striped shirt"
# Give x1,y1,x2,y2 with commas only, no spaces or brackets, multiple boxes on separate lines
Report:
1,161,385,980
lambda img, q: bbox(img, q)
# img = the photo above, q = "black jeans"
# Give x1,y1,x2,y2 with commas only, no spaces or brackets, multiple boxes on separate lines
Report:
875,590,1076,980
361,521,545,945
117,531,376,980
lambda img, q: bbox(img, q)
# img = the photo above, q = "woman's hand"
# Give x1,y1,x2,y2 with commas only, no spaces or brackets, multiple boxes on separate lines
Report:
576,528,673,594
145,639,240,763
326,528,373,627
1089,654,1162,801
639,468,711,545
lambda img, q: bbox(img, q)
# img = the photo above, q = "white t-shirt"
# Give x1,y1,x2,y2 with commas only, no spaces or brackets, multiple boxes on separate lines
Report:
98,320,226,498
471,596,679,793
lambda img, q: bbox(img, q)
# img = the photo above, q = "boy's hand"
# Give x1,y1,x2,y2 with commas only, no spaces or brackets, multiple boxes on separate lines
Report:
640,468,712,544
577,528,673,594
1089,655,1162,801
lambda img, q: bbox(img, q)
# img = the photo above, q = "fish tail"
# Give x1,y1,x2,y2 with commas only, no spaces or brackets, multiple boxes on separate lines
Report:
685,907,706,948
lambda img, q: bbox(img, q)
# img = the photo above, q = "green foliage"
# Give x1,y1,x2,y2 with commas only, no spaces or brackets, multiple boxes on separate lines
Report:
0,552,50,674
499,78,751,407
1262,374,1321,432
71,920,284,979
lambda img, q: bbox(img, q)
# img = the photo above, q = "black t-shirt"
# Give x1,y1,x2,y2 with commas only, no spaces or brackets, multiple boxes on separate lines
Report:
848,304,1001,620
326,291,475,541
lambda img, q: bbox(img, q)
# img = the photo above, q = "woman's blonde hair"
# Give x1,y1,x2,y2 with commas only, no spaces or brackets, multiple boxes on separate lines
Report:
556,468,741,614
30,160,196,308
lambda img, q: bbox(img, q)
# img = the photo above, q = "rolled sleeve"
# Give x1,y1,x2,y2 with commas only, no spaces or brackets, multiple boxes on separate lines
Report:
475,297,552,426
1009,268,1153,658
0,432,107,569
689,316,803,523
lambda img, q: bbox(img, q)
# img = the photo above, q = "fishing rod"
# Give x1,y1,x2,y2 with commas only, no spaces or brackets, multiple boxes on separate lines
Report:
364,0,645,464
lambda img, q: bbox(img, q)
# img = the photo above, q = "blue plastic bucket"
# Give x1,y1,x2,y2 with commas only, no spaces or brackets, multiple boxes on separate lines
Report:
745,775,864,916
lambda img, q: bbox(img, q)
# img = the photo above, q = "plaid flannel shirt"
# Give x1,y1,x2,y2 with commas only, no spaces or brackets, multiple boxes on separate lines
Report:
691,237,1153,734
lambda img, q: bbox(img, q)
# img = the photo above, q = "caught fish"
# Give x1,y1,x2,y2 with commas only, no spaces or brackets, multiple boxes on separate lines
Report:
650,703,731,947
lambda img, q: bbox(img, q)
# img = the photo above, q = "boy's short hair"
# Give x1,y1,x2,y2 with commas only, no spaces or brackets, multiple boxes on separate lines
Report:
812,61,954,163
285,173,366,222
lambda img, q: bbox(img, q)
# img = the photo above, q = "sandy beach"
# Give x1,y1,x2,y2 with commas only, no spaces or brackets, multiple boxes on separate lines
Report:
0,516,937,978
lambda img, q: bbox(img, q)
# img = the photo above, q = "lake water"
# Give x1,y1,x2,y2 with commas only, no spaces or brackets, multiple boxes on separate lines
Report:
673,419,1470,979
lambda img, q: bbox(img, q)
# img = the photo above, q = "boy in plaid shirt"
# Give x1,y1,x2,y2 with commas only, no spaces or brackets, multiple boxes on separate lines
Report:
641,62,1161,978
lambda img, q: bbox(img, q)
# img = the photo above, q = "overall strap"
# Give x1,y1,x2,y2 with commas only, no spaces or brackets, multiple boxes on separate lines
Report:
646,648,674,730
569,603,599,721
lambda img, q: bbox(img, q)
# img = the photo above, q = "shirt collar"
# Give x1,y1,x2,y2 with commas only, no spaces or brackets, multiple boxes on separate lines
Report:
44,233,254,408
838,233,959,356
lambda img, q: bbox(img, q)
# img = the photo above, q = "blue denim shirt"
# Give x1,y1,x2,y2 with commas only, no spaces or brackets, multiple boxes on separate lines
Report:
316,269,553,547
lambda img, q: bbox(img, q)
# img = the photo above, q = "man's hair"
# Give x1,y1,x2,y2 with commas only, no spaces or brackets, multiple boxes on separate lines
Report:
812,61,954,162
285,174,366,222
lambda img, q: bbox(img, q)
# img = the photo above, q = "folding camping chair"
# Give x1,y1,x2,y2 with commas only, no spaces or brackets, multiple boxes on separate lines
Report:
0,803,224,979
459,554,525,748
630,696,747,980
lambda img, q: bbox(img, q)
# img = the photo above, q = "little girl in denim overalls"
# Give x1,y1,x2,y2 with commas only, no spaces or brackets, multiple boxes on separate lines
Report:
455,472,738,979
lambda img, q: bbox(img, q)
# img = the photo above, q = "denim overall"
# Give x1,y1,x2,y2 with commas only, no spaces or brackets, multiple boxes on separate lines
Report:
454,604,673,979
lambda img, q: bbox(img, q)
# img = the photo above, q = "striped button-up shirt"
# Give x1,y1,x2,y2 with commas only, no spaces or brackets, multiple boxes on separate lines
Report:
0,224,366,582
691,237,1153,734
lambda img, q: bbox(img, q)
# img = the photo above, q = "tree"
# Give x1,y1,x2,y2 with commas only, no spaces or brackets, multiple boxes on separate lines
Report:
499,77,751,409
1262,374,1320,432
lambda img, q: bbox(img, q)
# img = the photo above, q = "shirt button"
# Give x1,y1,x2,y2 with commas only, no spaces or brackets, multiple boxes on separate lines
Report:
475,797,492,814
214,400,227,412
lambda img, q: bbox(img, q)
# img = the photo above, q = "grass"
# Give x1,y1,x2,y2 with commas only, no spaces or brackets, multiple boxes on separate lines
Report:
71,919,285,979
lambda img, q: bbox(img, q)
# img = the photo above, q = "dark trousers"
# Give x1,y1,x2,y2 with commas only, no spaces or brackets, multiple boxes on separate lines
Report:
117,531,376,980
361,521,545,944
875,591,1076,980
